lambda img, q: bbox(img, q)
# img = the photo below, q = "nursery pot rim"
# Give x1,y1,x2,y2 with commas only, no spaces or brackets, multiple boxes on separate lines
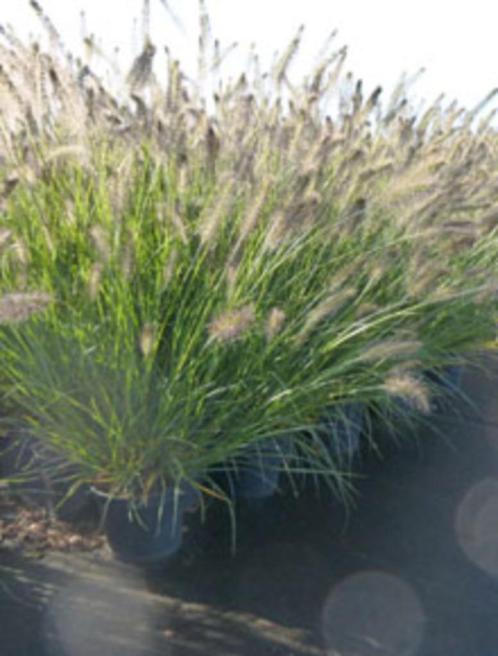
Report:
90,479,202,507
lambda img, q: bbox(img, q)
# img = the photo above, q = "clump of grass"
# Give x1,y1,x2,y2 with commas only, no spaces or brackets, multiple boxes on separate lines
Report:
0,0,496,515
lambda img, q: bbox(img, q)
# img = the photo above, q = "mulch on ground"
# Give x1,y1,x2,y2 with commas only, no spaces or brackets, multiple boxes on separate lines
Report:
0,493,105,557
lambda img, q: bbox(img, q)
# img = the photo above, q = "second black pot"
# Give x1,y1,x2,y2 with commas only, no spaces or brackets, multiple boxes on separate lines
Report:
318,403,365,461
232,437,294,500
425,365,464,412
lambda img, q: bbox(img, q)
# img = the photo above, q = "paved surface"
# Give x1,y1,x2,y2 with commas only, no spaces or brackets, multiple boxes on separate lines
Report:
1,354,498,655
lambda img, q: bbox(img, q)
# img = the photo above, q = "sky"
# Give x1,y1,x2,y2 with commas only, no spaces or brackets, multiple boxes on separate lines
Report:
1,0,497,120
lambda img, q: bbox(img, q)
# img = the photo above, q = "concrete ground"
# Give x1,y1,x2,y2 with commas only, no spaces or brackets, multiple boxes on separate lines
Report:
1,354,498,656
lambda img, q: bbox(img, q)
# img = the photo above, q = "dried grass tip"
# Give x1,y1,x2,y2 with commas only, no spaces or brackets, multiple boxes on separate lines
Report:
383,371,431,414
0,291,53,324
208,304,255,343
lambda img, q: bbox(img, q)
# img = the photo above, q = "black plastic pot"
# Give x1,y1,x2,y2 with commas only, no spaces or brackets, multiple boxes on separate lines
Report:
425,365,463,413
319,403,365,461
93,482,201,565
426,365,463,393
233,437,294,500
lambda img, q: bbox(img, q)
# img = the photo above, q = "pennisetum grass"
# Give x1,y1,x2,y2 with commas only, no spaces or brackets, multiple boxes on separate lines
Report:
0,0,496,544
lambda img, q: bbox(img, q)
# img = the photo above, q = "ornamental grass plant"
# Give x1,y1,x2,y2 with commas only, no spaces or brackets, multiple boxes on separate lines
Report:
0,0,497,525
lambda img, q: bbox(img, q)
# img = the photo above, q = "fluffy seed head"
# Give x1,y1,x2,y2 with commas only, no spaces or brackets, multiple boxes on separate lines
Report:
297,287,356,344
358,339,422,363
139,323,157,358
127,39,156,90
120,241,135,280
225,264,238,298
198,176,236,247
265,307,286,341
89,226,110,263
0,291,53,324
205,124,220,169
236,176,273,248
171,204,189,245
11,240,29,266
408,264,450,299
208,304,255,343
383,372,431,414
161,248,178,288
354,302,379,319
263,211,287,251
87,263,103,301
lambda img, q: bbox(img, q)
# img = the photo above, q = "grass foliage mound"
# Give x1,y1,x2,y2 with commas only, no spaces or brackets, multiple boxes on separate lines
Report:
0,0,497,507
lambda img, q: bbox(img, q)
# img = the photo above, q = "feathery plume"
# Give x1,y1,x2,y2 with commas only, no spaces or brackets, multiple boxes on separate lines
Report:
171,202,189,245
225,264,238,299
273,25,304,85
297,287,356,344
127,39,156,90
198,176,236,247
265,307,286,341
466,88,498,124
211,39,239,75
322,45,348,99
365,85,382,111
29,0,65,53
208,304,255,343
0,291,53,324
11,240,29,266
354,302,379,319
352,79,363,115
120,241,135,281
358,339,422,364
205,123,220,171
383,372,431,414
139,322,157,358
309,36,341,95
326,261,365,292
89,225,111,263
232,176,273,257
161,248,178,288
357,161,394,185
409,269,449,299
44,144,90,167
87,263,103,301
263,210,292,252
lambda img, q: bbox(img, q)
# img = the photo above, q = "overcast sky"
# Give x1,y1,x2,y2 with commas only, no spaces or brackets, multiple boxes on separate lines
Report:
2,0,497,118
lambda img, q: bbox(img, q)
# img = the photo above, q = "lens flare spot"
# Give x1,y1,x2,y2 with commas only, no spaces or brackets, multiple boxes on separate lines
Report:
456,478,498,577
321,570,425,656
